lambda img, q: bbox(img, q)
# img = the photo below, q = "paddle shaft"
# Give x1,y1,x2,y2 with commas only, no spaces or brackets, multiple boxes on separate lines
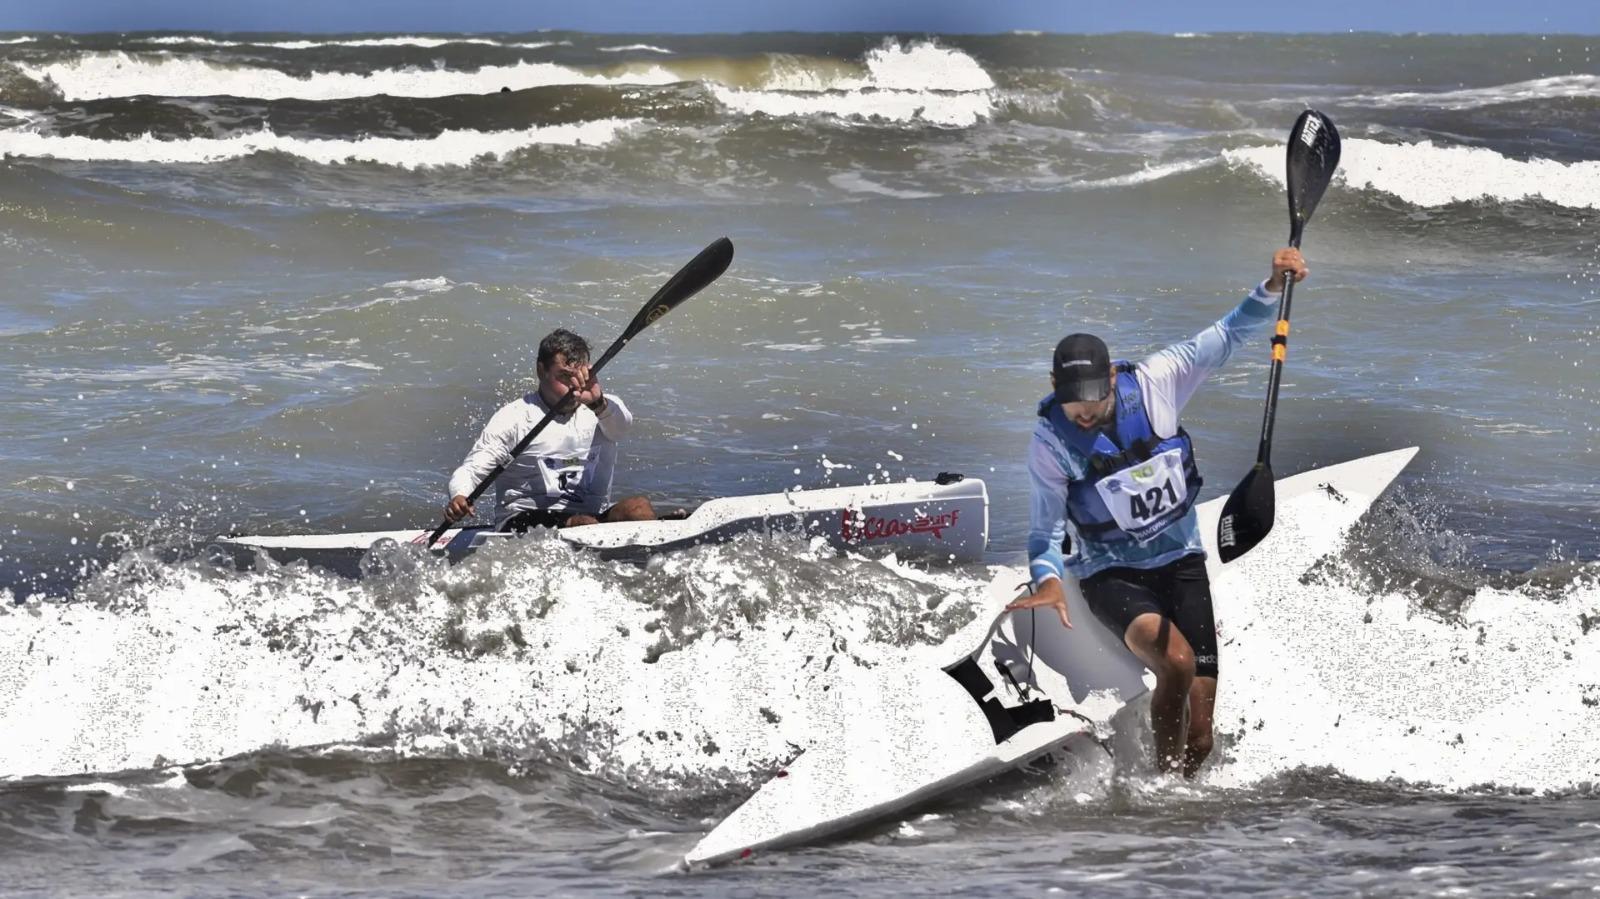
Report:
1250,227,1307,467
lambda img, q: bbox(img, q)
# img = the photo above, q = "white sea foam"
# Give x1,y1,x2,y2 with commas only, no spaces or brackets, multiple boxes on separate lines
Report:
849,40,994,93
16,40,996,129
338,276,466,311
0,118,640,169
17,53,678,102
1356,74,1600,110
380,276,455,292
0,36,37,45
828,172,939,199
0,105,45,127
1073,157,1220,190
135,35,564,50
26,354,384,390
1212,570,1600,793
64,781,131,795
1227,138,1600,209
1037,138,1600,210
18,39,989,106
710,40,996,127
1190,459,1600,794
711,85,992,127
1,452,1596,794
599,44,673,54
0,538,988,783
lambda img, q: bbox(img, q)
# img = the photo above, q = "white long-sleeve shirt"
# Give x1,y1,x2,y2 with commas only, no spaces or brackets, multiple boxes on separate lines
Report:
448,392,634,528
1027,281,1280,585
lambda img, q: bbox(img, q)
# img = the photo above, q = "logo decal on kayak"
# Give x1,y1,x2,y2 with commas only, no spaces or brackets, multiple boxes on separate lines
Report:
841,508,960,543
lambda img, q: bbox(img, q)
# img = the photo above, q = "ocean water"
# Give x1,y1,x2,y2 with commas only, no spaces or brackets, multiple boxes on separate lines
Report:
0,30,1597,896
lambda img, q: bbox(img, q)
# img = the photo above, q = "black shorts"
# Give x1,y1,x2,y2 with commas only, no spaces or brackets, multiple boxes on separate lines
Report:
1079,553,1219,679
500,507,606,533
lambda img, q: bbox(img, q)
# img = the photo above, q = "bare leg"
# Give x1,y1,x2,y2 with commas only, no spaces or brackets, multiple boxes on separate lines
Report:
600,496,655,522
1121,612,1197,774
563,495,658,528
1183,676,1217,779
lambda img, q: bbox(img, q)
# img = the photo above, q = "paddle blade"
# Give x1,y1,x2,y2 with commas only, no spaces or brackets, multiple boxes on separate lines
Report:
1286,109,1341,247
618,237,734,345
1217,462,1274,564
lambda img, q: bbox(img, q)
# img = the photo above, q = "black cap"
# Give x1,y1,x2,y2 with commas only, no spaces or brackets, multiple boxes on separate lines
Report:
1051,333,1111,404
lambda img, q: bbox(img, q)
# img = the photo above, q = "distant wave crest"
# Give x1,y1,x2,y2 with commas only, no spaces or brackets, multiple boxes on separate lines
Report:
1228,138,1600,209
1354,75,1600,111
0,118,641,168
15,39,999,128
709,40,997,128
134,34,566,50
17,53,682,101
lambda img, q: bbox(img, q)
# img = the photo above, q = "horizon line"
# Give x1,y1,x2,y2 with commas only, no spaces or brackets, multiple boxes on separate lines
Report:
3,27,1599,37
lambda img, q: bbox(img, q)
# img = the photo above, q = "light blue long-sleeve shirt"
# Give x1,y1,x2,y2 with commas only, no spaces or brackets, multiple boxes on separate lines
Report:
1027,281,1280,586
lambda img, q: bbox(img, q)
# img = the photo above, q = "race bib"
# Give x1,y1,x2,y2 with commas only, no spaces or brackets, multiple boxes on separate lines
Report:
538,454,589,502
1092,447,1189,543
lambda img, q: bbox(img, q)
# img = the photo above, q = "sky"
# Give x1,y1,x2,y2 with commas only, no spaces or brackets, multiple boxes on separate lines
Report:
2,0,1596,34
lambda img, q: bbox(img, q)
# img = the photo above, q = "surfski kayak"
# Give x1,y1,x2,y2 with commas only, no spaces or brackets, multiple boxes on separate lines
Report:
217,475,989,577
683,447,1418,868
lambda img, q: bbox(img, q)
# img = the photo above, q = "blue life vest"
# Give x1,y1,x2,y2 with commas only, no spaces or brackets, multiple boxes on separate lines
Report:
1038,361,1203,544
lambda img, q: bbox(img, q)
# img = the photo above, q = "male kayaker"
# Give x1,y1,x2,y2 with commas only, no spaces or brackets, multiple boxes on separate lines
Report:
443,328,658,530
1007,248,1308,778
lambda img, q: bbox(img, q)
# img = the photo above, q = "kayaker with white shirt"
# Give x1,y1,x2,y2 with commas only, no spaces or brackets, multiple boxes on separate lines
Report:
443,328,659,531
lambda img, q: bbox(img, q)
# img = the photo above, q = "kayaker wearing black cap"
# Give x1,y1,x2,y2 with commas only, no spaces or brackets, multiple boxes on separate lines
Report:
1007,248,1309,778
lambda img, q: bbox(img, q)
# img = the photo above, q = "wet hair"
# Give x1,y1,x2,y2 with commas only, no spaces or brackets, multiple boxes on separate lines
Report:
537,329,591,369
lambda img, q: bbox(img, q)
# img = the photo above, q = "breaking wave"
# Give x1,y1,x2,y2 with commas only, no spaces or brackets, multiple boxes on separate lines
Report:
14,39,992,106
1354,74,1600,111
0,118,641,168
1227,138,1600,209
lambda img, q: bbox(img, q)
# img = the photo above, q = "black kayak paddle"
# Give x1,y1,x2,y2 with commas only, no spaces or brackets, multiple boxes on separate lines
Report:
1216,110,1341,564
424,237,735,548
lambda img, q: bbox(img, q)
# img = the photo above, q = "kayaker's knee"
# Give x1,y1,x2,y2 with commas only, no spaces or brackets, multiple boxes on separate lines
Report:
605,496,656,521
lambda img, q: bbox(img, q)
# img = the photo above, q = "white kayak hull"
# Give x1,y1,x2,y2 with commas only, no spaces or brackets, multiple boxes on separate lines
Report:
684,447,1419,867
217,476,989,577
